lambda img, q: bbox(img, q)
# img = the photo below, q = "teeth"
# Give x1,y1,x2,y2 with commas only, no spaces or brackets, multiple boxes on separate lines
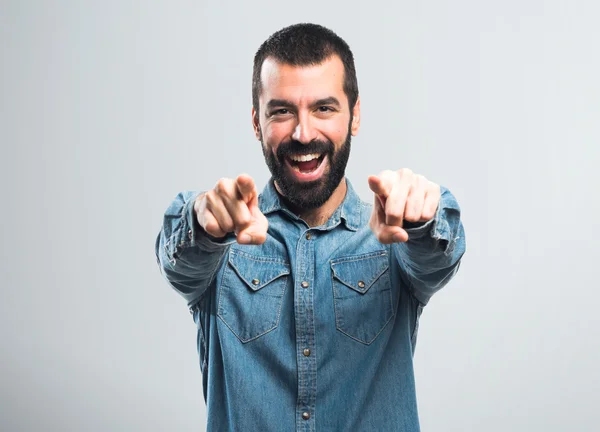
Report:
289,153,321,162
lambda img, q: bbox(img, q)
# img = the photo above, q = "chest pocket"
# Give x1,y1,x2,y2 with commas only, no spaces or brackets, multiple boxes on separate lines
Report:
217,249,290,343
331,251,394,345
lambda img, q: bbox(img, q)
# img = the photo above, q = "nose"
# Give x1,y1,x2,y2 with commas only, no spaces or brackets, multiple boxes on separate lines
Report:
291,113,317,144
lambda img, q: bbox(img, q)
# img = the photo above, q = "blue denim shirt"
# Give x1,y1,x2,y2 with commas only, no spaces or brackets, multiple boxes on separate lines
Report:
155,178,465,431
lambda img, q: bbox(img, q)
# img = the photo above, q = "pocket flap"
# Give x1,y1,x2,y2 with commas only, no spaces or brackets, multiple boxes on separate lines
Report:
228,250,290,291
331,251,389,294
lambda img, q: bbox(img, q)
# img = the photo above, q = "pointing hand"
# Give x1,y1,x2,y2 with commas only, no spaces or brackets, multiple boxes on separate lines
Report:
368,169,440,244
194,174,268,245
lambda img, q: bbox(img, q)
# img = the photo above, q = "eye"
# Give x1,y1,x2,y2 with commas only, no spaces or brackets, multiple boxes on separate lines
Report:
317,106,334,113
273,109,289,115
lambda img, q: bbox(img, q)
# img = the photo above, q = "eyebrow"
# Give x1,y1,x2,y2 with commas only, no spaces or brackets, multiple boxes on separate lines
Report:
266,96,342,111
311,97,341,109
266,99,296,110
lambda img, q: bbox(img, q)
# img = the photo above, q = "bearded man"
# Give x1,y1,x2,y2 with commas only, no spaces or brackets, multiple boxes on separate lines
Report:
155,23,466,432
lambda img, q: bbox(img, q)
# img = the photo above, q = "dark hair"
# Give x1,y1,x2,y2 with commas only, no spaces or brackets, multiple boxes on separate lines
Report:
252,23,359,115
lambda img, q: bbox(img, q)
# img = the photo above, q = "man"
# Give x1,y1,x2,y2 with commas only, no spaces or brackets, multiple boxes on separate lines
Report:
155,23,465,431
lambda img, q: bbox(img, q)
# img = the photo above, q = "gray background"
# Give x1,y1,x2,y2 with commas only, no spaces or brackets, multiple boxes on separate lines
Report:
2,0,599,431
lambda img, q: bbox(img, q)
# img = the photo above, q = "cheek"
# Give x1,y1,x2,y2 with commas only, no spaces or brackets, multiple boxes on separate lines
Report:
324,120,349,144
263,123,289,147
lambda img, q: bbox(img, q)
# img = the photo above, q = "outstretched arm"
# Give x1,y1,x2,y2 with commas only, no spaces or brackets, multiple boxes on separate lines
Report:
368,169,465,305
155,175,268,306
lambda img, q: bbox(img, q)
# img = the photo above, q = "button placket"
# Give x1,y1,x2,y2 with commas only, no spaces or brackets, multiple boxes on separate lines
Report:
294,228,316,429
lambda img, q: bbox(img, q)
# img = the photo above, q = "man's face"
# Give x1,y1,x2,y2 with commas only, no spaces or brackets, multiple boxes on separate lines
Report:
252,55,361,210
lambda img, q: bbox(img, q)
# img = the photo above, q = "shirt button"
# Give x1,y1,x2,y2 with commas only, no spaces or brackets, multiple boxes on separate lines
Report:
305,232,312,240
252,279,260,286
303,348,311,357
301,281,309,288
188,229,193,239
358,280,365,288
302,412,310,420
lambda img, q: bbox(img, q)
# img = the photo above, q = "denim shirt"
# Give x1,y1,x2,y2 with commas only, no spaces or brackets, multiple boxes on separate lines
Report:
155,178,465,432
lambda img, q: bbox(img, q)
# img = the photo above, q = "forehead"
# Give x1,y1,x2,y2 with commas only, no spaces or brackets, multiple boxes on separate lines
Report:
259,55,346,103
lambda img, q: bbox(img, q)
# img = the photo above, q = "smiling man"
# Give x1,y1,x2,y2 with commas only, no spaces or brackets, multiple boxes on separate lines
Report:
155,23,466,432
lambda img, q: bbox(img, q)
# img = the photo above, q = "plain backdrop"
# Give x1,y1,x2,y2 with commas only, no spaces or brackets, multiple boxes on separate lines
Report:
2,1,599,431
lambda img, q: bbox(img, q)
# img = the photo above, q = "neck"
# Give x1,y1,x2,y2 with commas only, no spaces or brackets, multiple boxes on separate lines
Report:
276,178,348,228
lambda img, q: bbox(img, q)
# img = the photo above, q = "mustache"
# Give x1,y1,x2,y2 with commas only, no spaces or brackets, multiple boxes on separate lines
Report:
276,140,334,159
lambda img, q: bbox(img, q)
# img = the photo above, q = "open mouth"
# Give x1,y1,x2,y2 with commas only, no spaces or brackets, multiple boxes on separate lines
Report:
287,153,326,174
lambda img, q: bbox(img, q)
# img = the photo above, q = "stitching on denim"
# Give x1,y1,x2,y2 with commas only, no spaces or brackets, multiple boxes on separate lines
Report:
228,258,290,291
331,289,394,344
331,262,389,294
393,243,422,304
310,299,317,432
216,314,280,343
230,249,290,265
336,309,395,345
330,249,388,265
217,262,288,343
331,255,394,345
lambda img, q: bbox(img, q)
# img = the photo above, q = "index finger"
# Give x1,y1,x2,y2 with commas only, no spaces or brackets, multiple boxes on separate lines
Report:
368,174,392,198
235,174,257,203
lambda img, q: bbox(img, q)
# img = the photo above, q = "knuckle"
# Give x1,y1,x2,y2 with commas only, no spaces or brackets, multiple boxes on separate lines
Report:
398,168,413,177
193,194,204,214
422,208,436,220
221,219,235,233
204,221,223,236
387,209,403,219
214,178,232,195
404,213,419,222
427,180,440,192
235,215,252,230
205,190,218,206
414,175,425,187
386,217,402,227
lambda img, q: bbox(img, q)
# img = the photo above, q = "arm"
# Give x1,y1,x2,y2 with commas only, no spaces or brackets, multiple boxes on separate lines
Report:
155,175,268,307
368,169,466,305
393,186,465,305
155,191,235,307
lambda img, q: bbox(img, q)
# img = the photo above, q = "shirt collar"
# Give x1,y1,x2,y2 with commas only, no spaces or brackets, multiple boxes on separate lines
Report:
259,177,361,231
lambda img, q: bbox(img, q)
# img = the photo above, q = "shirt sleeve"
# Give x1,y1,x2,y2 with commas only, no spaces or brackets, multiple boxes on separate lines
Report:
154,191,236,307
392,185,466,305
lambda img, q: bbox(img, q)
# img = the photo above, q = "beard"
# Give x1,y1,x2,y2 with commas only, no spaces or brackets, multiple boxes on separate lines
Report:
261,123,352,210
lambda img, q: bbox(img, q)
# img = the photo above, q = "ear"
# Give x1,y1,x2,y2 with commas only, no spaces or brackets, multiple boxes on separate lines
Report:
251,107,261,141
350,97,361,136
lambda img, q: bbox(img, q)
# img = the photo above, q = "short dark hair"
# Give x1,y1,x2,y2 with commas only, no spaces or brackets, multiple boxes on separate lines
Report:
252,23,359,115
